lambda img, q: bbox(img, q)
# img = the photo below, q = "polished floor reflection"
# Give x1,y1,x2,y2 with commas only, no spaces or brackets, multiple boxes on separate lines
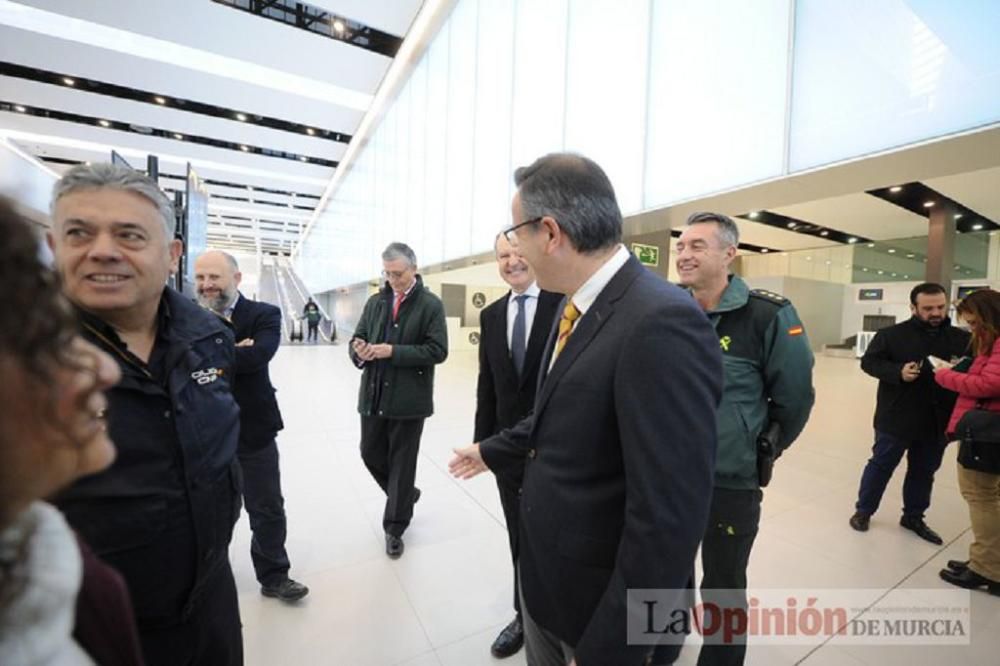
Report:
231,346,998,665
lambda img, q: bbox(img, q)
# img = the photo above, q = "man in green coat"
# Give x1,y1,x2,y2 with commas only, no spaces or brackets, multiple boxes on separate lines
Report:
350,242,448,558
675,212,815,666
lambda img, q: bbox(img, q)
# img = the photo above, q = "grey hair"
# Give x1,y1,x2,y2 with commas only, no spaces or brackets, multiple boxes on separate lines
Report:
52,163,176,237
513,153,622,253
685,211,740,248
382,242,417,267
219,250,239,272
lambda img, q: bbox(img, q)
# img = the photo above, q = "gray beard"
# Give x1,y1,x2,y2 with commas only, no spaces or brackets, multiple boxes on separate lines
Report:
198,291,231,314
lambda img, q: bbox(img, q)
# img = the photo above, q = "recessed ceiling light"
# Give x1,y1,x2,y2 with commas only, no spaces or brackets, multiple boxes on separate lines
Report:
155,96,166,104
889,186,903,193
306,128,315,136
867,243,875,248
954,264,961,270
877,270,884,275
955,213,963,219
906,253,915,258
825,260,831,265
904,275,909,279
787,222,796,229
848,237,858,244
239,144,249,151
288,203,293,208
749,211,759,219
237,113,247,121
862,267,869,272
333,19,346,33
62,77,75,86
923,201,935,208
291,192,297,198
973,223,984,231
891,273,897,277
760,248,769,253
173,133,184,139
13,104,26,112
98,119,110,127
805,256,812,261
299,156,308,162
820,230,829,236
888,248,896,253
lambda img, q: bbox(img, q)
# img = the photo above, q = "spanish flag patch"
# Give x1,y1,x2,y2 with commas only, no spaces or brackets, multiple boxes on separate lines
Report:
788,325,804,336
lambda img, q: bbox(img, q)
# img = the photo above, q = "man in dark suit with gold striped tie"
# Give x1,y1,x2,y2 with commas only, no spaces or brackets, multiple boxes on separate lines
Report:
451,153,722,665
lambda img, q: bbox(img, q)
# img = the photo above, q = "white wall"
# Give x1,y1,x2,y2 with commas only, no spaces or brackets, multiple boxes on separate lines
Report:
0,138,58,222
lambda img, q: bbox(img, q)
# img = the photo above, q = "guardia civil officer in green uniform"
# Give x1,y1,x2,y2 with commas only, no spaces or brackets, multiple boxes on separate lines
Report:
675,212,815,666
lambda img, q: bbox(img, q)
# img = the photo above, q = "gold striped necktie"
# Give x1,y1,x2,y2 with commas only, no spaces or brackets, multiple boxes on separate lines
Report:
554,300,581,359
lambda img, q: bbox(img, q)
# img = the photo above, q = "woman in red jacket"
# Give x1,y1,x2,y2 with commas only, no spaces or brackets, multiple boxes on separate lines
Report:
933,288,1000,595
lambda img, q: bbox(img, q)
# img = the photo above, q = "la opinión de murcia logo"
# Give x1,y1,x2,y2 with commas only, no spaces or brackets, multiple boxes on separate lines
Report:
191,368,224,385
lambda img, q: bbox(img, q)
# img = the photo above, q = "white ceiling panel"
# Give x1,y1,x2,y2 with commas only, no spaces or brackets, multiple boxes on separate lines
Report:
771,192,929,241
926,166,1000,223
8,0,392,95
0,27,366,131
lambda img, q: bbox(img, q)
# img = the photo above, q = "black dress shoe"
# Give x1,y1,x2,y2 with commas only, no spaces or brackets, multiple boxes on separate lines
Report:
490,615,524,658
940,567,1000,596
386,533,404,559
849,512,870,532
261,578,310,602
899,516,943,544
947,559,969,573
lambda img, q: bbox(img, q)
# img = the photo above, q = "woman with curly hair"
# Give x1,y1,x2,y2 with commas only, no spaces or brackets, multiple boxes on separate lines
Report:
934,288,1000,596
0,196,144,664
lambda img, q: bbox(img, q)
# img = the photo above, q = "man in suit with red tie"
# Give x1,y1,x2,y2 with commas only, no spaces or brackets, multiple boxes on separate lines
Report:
451,153,722,665
194,250,309,603
475,234,562,658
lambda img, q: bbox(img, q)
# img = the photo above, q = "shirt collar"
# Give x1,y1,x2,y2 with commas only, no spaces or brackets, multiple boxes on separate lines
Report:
223,292,240,318
570,244,630,316
511,282,541,299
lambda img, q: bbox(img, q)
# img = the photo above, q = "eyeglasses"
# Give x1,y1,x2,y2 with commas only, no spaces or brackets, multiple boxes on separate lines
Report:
502,217,544,246
381,269,410,280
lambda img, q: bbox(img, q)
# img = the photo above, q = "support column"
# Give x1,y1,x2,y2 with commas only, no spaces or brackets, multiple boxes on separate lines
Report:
925,204,958,294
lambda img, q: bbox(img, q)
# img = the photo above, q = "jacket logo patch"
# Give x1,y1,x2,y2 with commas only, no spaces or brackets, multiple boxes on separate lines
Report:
787,326,804,337
719,335,732,351
192,368,224,385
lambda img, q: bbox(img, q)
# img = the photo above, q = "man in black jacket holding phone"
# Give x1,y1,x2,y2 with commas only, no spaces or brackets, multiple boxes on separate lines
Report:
850,282,971,543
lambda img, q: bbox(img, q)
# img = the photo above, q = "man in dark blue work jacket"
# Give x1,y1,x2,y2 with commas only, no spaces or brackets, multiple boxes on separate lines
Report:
49,163,243,666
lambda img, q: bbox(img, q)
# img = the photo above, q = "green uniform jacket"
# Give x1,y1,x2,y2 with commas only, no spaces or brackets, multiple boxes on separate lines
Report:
349,275,448,418
707,275,815,489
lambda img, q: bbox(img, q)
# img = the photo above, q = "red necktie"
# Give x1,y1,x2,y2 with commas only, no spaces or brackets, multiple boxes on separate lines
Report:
393,292,404,321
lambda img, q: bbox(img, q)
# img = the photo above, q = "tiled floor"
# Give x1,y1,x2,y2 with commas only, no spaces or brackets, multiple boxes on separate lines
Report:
230,346,998,665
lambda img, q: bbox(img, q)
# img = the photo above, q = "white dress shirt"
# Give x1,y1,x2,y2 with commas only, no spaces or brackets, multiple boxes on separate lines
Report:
506,282,541,352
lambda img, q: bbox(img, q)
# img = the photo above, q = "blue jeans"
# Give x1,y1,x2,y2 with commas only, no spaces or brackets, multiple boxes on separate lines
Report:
855,430,948,518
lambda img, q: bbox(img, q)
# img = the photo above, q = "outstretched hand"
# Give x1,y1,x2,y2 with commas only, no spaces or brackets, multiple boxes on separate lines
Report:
449,443,488,479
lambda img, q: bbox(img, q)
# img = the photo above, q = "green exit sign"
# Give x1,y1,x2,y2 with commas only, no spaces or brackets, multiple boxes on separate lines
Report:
631,243,660,267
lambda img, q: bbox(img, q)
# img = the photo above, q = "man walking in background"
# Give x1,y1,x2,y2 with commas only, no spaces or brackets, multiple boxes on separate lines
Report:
350,242,448,559
303,297,321,342
850,283,970,544
195,250,308,603
474,233,561,658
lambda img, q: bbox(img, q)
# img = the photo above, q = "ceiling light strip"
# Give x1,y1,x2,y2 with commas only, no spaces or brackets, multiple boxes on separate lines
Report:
0,128,329,186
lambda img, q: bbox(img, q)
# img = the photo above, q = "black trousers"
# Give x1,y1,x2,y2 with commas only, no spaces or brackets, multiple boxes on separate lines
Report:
307,321,318,341
238,437,290,586
697,488,763,666
139,560,243,666
496,478,521,615
360,415,424,537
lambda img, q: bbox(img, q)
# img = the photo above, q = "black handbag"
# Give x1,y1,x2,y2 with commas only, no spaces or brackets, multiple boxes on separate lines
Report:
954,406,1000,474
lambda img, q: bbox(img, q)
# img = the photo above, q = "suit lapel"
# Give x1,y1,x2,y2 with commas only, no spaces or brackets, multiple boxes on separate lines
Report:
493,292,519,380
519,291,559,389
534,258,644,419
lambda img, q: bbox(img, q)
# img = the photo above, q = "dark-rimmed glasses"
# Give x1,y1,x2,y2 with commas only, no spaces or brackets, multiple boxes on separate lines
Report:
502,217,543,246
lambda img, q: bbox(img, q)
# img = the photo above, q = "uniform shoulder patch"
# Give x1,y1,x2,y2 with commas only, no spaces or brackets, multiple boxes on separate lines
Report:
749,289,789,306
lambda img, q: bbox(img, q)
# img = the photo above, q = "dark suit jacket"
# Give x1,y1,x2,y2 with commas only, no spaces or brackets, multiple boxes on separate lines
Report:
474,289,562,445
480,256,722,665
231,293,284,446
